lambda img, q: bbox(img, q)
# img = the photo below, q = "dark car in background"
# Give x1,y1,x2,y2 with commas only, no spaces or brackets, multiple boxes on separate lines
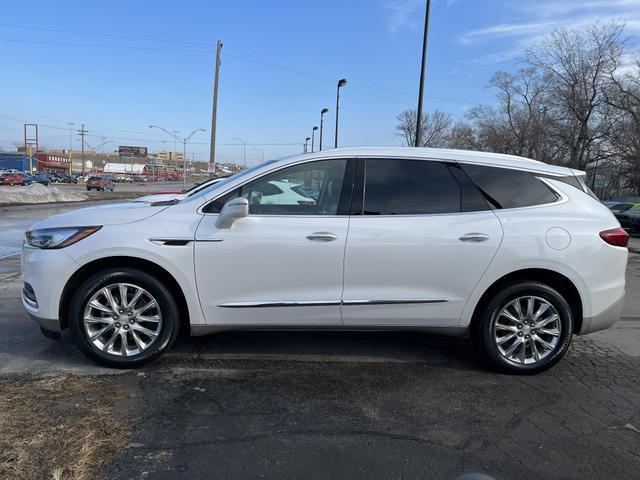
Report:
86,175,115,191
24,173,51,186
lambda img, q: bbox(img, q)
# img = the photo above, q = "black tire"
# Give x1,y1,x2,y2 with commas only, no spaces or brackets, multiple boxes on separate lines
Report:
69,268,180,368
473,281,573,374
86,187,91,191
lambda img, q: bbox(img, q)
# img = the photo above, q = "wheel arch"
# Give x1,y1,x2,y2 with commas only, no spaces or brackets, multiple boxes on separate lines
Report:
469,268,584,336
58,256,190,336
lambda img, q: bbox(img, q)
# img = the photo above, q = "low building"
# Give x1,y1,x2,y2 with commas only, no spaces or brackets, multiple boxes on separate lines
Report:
156,151,184,162
36,153,72,174
104,163,147,175
0,152,31,172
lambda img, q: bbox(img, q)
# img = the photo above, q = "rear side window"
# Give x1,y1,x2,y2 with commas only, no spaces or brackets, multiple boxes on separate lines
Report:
363,159,460,215
461,164,558,209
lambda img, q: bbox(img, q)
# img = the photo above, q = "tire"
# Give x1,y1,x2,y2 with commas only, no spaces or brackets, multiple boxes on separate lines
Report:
473,281,573,374
86,187,91,191
69,268,180,368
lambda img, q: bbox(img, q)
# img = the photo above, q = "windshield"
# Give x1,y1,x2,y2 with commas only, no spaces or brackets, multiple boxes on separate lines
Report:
184,159,279,202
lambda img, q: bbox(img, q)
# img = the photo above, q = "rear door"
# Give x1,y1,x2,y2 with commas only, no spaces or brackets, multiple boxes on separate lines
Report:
341,157,503,327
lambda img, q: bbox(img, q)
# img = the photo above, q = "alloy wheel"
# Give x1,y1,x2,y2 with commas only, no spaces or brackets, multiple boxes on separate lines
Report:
82,283,163,357
492,295,561,366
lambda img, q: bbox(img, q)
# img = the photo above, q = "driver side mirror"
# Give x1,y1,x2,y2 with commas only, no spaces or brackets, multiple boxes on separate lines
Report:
215,197,249,229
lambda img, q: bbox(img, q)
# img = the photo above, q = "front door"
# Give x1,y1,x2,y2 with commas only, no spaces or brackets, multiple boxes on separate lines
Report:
195,158,354,326
342,158,503,327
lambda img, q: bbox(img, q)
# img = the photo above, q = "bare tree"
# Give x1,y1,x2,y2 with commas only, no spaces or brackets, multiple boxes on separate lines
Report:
396,109,453,147
525,23,624,169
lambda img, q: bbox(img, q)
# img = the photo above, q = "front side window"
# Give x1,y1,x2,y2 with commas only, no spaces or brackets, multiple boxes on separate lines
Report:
363,159,461,215
461,164,559,209
205,159,349,215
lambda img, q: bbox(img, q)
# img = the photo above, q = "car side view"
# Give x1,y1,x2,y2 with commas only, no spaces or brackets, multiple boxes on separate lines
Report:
21,148,628,373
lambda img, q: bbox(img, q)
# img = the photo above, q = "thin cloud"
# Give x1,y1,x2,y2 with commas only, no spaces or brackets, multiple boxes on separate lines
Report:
384,0,423,33
458,0,640,63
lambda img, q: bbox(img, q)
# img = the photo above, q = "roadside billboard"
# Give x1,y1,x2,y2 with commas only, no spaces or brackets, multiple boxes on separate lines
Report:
118,146,148,157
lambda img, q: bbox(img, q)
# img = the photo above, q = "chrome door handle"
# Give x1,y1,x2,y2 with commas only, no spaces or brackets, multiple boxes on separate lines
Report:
459,233,489,242
306,232,338,242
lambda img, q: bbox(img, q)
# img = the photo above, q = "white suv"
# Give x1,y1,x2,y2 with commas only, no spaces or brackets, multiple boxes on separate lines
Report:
21,148,628,373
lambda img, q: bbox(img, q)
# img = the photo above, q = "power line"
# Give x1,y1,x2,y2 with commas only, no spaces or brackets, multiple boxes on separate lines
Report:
0,22,213,46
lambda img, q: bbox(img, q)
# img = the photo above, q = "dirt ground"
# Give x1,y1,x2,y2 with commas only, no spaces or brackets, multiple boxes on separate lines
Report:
0,376,129,480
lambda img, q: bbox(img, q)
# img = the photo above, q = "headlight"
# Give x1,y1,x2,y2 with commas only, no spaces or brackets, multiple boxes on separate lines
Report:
25,226,101,249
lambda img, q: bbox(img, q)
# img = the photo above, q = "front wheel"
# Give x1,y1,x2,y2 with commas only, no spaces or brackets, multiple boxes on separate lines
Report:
69,268,180,368
473,281,573,374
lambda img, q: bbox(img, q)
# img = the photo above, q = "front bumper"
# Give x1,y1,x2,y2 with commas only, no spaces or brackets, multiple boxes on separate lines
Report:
579,292,625,335
21,246,79,333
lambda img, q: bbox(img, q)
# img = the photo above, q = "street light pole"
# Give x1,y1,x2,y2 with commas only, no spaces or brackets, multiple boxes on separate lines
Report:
311,126,318,153
67,122,74,174
414,0,432,148
319,108,328,151
149,125,205,189
335,78,347,148
304,137,310,153
253,148,265,165
233,137,247,167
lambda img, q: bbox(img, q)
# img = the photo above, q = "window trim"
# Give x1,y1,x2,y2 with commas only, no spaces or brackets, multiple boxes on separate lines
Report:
200,157,356,217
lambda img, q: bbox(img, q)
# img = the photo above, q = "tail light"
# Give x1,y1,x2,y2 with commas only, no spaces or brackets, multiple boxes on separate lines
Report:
600,227,629,248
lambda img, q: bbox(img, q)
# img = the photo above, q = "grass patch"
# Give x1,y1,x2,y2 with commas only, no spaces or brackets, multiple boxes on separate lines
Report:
0,376,129,480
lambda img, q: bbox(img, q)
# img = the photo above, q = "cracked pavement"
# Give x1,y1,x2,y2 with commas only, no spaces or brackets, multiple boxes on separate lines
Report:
0,203,639,479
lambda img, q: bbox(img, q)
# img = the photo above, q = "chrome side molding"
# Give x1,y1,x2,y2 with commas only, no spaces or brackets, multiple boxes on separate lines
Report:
218,299,448,308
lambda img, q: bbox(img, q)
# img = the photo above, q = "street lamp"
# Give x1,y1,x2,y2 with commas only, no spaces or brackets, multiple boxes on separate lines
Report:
233,137,247,167
149,125,205,189
67,122,74,174
311,126,318,153
304,137,311,153
172,131,179,172
319,108,328,151
335,78,347,148
253,148,265,165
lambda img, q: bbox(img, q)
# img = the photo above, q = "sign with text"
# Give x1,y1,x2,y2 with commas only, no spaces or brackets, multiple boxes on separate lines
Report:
118,146,148,157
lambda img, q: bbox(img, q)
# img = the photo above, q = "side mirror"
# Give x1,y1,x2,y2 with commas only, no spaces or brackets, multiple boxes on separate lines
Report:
215,197,249,229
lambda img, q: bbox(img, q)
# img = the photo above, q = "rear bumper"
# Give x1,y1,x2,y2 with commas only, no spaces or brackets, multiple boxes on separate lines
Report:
579,291,625,335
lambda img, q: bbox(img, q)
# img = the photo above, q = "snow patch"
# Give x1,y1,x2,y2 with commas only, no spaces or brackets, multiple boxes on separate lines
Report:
0,184,88,205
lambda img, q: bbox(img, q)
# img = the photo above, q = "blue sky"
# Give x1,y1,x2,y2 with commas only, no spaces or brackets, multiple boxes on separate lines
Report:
1,0,639,165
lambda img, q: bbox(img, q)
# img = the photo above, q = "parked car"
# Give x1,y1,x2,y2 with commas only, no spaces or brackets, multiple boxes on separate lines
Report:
24,174,51,186
85,175,115,191
0,172,27,186
133,177,226,203
22,148,627,373
608,202,640,214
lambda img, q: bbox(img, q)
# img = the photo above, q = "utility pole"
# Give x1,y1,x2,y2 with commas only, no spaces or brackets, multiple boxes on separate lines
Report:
209,40,223,177
414,0,432,147
77,124,88,175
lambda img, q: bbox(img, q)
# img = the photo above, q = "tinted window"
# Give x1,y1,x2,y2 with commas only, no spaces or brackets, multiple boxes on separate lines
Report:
447,164,491,212
242,159,347,215
461,164,558,209
363,159,460,215
205,159,349,215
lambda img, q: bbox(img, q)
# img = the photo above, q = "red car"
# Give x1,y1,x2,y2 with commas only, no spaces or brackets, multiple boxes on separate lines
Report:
86,176,115,191
0,172,27,186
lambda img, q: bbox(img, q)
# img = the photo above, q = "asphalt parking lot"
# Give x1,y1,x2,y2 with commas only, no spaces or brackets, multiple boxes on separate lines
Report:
0,201,639,479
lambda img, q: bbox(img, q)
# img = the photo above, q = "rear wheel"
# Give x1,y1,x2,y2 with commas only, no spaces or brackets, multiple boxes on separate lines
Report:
474,281,573,374
69,268,180,368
